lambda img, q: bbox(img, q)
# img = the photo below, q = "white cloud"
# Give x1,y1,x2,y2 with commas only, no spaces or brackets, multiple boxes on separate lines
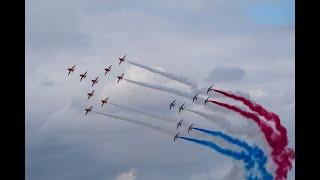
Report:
249,88,267,98
116,169,137,180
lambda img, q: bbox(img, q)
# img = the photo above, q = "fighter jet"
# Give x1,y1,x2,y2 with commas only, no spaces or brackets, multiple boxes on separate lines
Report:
117,73,124,83
204,96,210,106
118,55,126,65
80,71,88,81
188,124,194,133
101,97,109,107
104,65,112,75
87,90,95,100
178,103,185,113
67,65,76,75
177,120,183,129
174,132,180,142
207,85,214,94
91,76,99,87
170,100,176,109
192,93,199,102
85,106,93,115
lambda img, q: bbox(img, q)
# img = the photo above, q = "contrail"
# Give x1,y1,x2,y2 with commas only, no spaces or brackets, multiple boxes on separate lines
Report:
108,102,246,152
184,108,258,137
212,88,295,180
93,111,245,155
123,78,227,113
208,99,294,180
93,111,174,136
127,60,197,88
109,102,176,124
179,136,273,180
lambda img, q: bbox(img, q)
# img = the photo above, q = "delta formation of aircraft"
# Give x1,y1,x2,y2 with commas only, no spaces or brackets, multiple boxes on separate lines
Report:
68,57,216,142
67,55,127,117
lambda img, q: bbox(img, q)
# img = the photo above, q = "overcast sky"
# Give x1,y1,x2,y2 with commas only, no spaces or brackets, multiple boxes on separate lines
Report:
26,0,295,179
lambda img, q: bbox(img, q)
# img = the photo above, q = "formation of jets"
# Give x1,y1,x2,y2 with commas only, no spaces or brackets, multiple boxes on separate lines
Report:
170,89,215,142
68,58,216,143
67,55,128,116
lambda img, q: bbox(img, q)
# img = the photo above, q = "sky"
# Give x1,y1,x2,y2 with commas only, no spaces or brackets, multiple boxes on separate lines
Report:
26,0,295,179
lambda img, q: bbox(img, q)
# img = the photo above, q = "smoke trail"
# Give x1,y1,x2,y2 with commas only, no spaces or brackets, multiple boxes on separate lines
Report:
208,99,294,180
180,136,273,180
212,89,295,180
193,127,253,152
123,78,227,113
184,108,258,137
109,102,176,124
192,127,275,180
92,111,174,136
127,60,197,88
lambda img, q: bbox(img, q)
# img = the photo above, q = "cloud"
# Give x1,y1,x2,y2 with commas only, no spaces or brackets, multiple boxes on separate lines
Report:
40,80,55,87
206,67,246,83
116,169,137,180
249,88,267,99
26,0,294,179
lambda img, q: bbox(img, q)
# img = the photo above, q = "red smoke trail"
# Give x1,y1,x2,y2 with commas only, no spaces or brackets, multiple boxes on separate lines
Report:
208,99,294,180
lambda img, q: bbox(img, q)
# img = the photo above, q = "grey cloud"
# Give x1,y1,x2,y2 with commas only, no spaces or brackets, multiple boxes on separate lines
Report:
206,67,246,83
26,0,294,179
39,80,55,87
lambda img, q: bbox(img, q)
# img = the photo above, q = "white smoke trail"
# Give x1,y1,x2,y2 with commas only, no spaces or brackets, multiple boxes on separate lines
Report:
93,111,243,152
184,108,257,137
108,102,244,151
127,60,197,88
123,78,228,113
93,111,174,136
109,102,177,124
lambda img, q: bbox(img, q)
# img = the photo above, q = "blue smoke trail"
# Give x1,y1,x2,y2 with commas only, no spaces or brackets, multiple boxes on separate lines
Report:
193,127,253,152
192,127,271,178
179,136,273,180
